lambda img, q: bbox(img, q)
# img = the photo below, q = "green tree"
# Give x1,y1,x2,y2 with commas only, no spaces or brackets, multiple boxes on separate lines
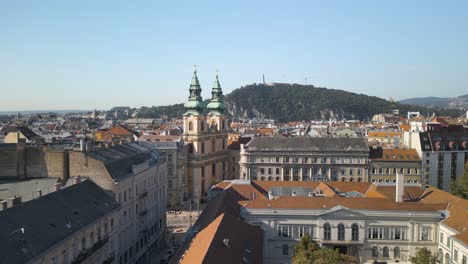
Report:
450,162,468,199
409,247,439,264
292,234,356,264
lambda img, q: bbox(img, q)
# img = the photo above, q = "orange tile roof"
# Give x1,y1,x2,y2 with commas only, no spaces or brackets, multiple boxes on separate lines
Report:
399,124,411,132
371,149,421,162
243,196,447,211
368,131,403,138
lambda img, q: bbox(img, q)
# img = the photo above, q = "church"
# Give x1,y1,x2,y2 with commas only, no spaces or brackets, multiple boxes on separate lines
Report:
182,67,229,202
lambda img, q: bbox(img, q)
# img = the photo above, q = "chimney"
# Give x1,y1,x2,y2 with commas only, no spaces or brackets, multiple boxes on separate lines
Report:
1,200,8,210
395,173,404,203
12,195,22,206
37,189,42,197
223,239,230,248
80,139,86,152
54,182,62,191
74,176,82,184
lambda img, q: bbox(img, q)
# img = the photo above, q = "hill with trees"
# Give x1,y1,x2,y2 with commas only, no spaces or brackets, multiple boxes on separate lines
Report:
137,83,463,122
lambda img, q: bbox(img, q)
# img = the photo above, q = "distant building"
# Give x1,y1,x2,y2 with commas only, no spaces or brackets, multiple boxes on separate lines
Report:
0,179,119,264
404,123,468,191
2,125,42,144
182,68,229,202
367,131,403,149
152,140,188,207
227,137,252,180
239,137,369,182
369,148,422,183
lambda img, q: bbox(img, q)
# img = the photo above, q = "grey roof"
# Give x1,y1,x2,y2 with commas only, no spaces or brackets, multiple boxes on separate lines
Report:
269,186,313,197
246,137,369,152
0,180,119,264
0,178,58,201
87,142,162,180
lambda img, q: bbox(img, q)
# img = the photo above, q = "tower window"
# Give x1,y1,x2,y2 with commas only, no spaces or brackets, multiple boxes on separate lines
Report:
201,142,205,153
189,122,193,131
201,121,204,131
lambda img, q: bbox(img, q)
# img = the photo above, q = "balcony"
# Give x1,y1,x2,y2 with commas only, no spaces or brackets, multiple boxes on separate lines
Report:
72,237,109,264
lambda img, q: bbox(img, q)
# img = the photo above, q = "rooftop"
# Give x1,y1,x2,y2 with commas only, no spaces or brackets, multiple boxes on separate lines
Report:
245,137,369,152
0,180,119,264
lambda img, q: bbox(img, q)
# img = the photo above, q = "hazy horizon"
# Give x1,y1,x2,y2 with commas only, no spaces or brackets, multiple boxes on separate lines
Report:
1,1,467,111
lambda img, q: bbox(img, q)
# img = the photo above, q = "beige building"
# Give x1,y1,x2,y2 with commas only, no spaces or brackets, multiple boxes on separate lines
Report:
0,179,120,264
69,142,167,264
227,137,252,180
369,148,422,183
152,140,188,207
182,68,229,202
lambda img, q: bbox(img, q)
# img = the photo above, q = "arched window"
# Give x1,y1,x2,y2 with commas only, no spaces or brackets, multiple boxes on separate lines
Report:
351,224,359,241
394,247,400,259
338,224,345,240
383,247,389,258
323,223,331,240
341,177,346,182
275,177,280,181
438,249,443,263
445,253,450,264
268,176,272,181
222,121,225,130
372,246,379,258
357,177,362,182
349,177,354,182
189,122,193,131
260,176,265,181
200,121,204,131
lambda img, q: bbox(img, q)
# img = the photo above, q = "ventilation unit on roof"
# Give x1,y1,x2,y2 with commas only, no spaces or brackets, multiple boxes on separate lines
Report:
223,239,230,248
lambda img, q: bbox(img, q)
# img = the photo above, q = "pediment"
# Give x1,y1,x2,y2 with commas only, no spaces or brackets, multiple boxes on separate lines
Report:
318,206,365,218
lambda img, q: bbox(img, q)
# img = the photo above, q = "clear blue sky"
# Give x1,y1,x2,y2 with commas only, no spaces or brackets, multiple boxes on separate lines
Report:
1,0,467,111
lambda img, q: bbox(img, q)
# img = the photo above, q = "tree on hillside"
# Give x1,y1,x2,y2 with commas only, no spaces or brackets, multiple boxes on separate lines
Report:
409,247,439,264
292,234,356,264
450,162,468,199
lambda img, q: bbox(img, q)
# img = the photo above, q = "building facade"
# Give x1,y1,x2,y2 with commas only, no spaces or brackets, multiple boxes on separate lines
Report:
239,137,370,182
152,140,188,207
369,148,422,183
69,142,167,264
404,123,468,191
182,68,229,202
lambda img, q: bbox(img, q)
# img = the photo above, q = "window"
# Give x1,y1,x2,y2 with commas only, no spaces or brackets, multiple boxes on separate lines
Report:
421,227,430,241
323,223,331,240
201,142,205,153
212,163,216,175
351,224,359,241
81,237,86,250
268,168,272,174
260,168,265,174
394,247,400,259
462,255,467,264
447,236,450,247
276,157,280,162
445,253,450,264
200,121,204,131
189,122,193,131
440,232,444,243
383,247,389,258
282,244,289,256
338,224,345,241
276,168,280,174
372,246,379,258
285,157,290,163
454,250,458,262
211,139,216,152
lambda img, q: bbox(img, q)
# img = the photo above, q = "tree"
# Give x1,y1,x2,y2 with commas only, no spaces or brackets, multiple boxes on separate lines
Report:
292,234,356,264
409,247,439,264
450,162,468,199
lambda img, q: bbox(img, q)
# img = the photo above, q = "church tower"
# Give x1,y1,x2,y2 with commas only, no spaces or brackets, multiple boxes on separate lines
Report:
183,67,229,203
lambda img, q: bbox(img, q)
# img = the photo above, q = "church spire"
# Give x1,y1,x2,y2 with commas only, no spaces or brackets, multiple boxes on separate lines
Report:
207,69,226,115
184,65,205,115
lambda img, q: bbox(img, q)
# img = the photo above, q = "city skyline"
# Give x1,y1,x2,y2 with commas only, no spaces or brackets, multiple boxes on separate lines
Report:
1,0,468,111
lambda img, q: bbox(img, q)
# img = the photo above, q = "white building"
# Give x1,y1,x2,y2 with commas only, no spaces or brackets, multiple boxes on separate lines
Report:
204,178,468,264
